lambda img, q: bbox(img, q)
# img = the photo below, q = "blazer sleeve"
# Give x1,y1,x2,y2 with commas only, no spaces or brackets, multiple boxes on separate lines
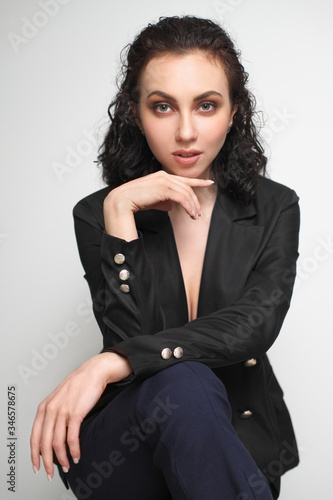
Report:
74,187,300,380
73,198,166,348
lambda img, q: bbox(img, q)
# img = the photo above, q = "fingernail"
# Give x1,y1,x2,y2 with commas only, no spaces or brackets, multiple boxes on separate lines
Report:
73,458,79,464
62,466,69,473
195,213,199,220
32,464,39,474
47,473,52,481
199,211,204,217
207,180,214,184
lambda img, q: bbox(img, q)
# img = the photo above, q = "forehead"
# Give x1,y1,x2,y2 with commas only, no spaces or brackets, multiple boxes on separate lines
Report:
139,51,230,96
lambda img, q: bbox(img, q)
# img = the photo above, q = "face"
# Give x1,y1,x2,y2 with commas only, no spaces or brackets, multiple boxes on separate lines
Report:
135,51,237,179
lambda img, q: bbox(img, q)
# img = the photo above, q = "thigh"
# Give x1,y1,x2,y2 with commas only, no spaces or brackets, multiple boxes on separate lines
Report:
66,383,171,500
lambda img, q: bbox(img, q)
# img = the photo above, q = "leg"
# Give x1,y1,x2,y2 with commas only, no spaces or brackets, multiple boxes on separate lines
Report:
66,381,172,500
135,361,273,500
66,361,273,500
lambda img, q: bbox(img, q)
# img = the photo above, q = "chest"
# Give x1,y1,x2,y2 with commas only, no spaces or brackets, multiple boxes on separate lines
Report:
141,200,263,329
169,211,212,322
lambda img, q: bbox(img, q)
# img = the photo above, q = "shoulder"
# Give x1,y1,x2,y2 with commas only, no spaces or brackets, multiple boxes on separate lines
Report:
256,176,299,206
252,176,300,231
73,186,111,228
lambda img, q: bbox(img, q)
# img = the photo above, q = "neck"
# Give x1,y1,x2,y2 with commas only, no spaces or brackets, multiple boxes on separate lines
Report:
193,182,218,211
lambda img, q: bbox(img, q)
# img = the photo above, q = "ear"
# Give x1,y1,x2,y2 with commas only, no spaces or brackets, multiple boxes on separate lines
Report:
129,101,144,133
231,104,238,121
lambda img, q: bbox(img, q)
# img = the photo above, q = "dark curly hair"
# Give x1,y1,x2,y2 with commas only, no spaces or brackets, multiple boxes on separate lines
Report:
97,16,267,203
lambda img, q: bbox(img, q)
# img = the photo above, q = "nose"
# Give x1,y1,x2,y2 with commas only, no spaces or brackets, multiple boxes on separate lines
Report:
175,111,198,143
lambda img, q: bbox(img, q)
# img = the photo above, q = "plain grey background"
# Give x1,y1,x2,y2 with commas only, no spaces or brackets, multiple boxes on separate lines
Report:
1,0,332,498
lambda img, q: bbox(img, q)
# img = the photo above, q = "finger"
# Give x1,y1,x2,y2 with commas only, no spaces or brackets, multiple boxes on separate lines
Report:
175,176,215,187
30,403,46,473
148,171,200,217
66,415,82,464
39,402,58,480
52,414,70,473
165,178,203,218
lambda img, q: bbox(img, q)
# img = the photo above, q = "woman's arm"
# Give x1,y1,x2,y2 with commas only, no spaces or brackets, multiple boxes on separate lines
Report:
103,170,213,240
30,172,212,479
105,188,300,377
75,177,299,378
30,352,132,479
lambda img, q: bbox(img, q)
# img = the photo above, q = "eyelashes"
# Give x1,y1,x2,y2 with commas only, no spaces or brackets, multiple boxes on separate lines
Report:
151,101,218,114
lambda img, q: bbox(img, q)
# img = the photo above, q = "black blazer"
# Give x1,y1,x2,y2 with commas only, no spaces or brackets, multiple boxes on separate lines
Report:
73,176,300,483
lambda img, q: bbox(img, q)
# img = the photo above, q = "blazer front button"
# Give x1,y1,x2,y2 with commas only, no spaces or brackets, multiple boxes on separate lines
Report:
114,253,125,265
120,284,130,293
161,348,172,360
240,410,253,419
119,269,130,281
173,347,183,359
244,358,257,368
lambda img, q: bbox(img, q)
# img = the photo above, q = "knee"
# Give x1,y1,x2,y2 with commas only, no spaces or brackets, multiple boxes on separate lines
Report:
137,361,231,418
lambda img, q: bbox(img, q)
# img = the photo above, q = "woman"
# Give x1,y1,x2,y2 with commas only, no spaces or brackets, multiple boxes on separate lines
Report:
31,16,300,500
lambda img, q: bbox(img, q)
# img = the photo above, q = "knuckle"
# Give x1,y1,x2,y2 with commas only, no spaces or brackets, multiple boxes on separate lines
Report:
52,440,64,452
37,401,46,413
66,434,77,446
30,435,38,447
45,401,57,413
40,443,48,455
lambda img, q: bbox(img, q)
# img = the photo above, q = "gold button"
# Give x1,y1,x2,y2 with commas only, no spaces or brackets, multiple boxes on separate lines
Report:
161,348,172,360
244,358,257,368
114,253,125,265
119,269,130,281
120,284,130,294
240,410,253,419
173,347,183,359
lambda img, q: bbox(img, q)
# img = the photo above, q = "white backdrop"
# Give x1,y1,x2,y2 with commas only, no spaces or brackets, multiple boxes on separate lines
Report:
1,0,332,498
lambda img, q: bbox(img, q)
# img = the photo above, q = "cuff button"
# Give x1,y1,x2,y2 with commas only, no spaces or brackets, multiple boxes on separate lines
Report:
244,358,257,368
161,348,172,360
114,253,125,265
119,269,130,281
120,284,130,293
173,347,183,359
240,410,253,419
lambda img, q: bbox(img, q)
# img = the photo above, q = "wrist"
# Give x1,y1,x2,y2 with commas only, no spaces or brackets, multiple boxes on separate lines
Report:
103,191,138,241
104,189,134,216
98,352,132,385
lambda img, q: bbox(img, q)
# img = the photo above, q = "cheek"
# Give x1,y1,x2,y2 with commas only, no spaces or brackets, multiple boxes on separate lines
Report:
144,121,171,153
202,120,229,148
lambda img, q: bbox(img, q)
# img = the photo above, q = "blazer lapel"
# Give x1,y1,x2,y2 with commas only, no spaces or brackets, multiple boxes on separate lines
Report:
136,190,264,324
197,192,264,316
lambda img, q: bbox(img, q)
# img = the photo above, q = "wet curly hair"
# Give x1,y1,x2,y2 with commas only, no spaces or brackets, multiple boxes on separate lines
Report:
97,16,267,203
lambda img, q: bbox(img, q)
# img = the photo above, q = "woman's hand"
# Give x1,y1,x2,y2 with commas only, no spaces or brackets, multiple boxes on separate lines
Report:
30,352,132,480
103,171,214,241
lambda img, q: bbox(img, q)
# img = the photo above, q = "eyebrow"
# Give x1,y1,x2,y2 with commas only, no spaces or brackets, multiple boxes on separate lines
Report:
146,90,223,101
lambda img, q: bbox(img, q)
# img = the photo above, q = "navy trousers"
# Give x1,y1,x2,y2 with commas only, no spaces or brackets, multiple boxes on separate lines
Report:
66,362,274,500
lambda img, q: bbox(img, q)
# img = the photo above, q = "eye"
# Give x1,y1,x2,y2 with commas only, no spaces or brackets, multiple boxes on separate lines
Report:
153,103,171,113
198,102,217,112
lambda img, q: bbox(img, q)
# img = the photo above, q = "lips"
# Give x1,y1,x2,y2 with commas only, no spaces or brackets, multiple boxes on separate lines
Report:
172,149,202,165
